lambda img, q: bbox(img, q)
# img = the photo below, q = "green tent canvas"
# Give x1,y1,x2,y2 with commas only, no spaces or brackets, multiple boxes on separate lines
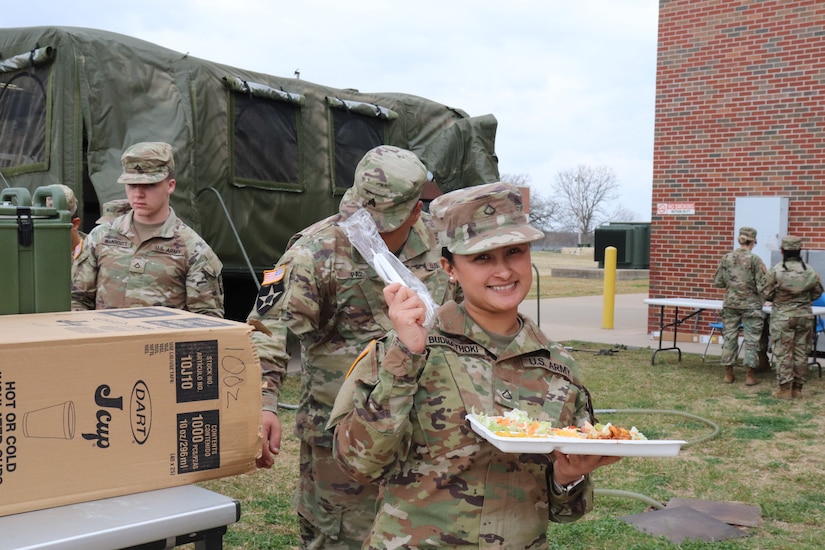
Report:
0,26,500,318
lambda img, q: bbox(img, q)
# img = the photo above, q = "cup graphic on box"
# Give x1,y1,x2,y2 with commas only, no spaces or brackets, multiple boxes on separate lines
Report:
23,400,76,439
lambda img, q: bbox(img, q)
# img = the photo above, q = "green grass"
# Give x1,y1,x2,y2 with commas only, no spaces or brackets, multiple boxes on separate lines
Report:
196,252,825,549
200,352,825,549
528,249,649,299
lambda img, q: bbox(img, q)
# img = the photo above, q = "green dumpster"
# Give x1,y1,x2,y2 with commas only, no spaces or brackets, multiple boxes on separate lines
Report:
594,222,651,269
0,185,72,314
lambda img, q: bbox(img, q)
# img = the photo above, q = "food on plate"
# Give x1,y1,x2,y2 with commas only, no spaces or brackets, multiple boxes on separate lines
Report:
472,409,556,438
471,409,647,441
564,421,648,441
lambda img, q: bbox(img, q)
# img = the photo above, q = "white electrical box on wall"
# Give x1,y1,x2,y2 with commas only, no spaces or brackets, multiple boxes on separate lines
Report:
733,196,789,268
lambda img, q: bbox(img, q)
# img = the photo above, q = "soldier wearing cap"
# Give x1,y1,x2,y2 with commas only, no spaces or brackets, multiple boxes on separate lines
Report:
95,198,132,225
46,184,85,259
713,226,769,385
71,142,224,317
763,235,824,399
330,181,621,548
246,145,458,549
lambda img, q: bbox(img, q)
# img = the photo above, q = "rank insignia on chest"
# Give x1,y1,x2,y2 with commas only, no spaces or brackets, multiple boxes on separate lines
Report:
130,257,147,274
256,265,287,315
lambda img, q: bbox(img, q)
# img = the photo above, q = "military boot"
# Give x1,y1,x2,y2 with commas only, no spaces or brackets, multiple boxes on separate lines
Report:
745,368,760,386
723,365,735,384
772,383,793,400
792,382,803,399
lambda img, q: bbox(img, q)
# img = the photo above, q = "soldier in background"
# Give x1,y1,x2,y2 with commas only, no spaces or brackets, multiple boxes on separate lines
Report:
763,235,823,399
713,226,768,385
71,142,224,317
47,184,84,259
95,198,132,225
247,145,458,549
330,182,621,548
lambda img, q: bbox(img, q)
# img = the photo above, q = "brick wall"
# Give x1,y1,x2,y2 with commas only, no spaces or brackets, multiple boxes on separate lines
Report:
650,0,825,332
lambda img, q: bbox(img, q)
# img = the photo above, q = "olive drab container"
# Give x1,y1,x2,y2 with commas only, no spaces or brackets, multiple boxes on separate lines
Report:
0,185,72,315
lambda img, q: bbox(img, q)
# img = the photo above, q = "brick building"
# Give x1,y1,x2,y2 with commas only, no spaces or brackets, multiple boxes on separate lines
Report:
649,0,825,334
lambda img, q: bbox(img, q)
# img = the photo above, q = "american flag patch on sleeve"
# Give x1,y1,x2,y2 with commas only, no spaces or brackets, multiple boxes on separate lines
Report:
262,265,286,286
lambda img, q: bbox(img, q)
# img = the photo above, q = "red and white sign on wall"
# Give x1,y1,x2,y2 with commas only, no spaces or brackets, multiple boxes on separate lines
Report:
656,203,695,215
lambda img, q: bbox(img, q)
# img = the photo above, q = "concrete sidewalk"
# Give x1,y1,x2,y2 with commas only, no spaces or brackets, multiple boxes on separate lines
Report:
517,293,719,357
285,293,720,374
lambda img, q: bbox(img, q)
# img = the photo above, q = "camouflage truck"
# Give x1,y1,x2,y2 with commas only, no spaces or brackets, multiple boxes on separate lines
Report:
0,26,500,319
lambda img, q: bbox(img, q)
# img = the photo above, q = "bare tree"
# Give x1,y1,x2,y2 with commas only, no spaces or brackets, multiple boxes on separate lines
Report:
606,204,639,223
553,164,620,245
500,173,560,231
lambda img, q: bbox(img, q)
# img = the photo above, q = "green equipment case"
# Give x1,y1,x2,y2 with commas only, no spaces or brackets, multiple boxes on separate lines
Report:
0,185,72,315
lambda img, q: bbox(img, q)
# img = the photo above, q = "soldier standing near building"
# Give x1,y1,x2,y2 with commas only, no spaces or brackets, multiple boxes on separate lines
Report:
247,145,458,549
713,226,768,385
330,182,621,548
763,235,823,399
71,142,224,317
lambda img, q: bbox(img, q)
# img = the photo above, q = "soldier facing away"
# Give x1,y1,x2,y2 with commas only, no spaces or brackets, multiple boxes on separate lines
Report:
247,145,459,549
330,181,621,549
71,141,224,316
712,226,768,385
763,235,824,399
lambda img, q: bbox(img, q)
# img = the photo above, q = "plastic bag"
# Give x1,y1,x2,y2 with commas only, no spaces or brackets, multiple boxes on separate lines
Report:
340,208,438,328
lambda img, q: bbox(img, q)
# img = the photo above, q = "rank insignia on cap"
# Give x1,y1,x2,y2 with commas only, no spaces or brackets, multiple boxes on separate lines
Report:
256,265,287,315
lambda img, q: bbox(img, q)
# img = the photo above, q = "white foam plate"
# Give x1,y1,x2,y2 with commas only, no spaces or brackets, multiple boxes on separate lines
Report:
466,414,686,457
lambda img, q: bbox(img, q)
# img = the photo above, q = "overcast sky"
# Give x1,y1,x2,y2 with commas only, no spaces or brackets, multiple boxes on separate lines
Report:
6,0,659,222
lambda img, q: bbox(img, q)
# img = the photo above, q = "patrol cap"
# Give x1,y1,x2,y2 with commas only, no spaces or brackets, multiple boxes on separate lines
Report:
53,184,77,217
430,181,544,254
781,234,803,251
95,198,132,224
339,145,427,232
117,142,175,184
739,227,757,240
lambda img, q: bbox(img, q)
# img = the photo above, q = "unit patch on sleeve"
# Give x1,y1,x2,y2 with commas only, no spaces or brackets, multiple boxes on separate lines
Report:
256,265,287,315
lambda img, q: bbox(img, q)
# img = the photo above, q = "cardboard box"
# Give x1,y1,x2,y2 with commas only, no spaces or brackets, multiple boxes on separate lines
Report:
0,307,261,516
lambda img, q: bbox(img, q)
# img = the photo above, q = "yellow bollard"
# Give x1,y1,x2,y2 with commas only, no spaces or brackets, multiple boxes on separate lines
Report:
602,246,617,329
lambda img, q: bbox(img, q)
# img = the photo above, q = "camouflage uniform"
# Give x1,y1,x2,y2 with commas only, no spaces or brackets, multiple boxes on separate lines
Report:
247,146,457,549
71,208,224,316
712,227,768,381
763,235,823,396
71,142,224,317
331,183,597,549
332,303,594,549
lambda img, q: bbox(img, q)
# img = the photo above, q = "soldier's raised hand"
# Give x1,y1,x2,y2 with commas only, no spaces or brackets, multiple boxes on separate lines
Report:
384,283,428,354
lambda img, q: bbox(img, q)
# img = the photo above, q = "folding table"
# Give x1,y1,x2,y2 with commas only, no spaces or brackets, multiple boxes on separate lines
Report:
0,485,240,550
645,297,825,365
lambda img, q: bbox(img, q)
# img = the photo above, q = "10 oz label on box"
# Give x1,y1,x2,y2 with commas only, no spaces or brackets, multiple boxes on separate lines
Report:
176,410,220,473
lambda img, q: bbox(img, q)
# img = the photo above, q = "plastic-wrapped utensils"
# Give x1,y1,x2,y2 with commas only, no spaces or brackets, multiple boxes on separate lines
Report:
340,208,438,328
373,251,407,286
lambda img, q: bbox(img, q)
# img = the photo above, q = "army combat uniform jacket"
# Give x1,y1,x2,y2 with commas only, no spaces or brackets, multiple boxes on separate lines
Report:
247,212,455,443
764,259,824,318
713,248,767,309
331,301,595,549
71,209,224,317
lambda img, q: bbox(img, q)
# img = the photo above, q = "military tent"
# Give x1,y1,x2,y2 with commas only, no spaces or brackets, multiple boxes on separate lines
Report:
0,26,500,318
